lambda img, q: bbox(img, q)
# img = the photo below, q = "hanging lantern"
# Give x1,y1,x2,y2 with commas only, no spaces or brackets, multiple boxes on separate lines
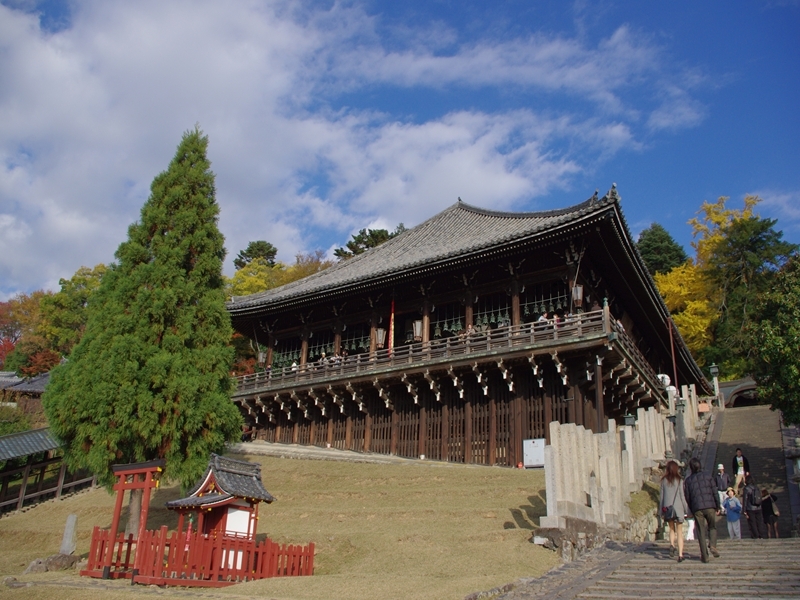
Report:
481,314,489,326
434,324,442,338
539,302,546,314
548,302,554,313
454,318,462,331
556,298,562,311
490,311,497,324
502,309,509,322
524,305,530,316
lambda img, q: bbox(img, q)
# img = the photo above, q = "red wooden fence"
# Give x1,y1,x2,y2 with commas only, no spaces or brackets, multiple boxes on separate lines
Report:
82,525,314,586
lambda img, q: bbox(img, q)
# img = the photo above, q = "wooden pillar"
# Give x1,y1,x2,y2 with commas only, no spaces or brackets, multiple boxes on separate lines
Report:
567,390,576,424
266,333,274,367
369,313,378,355
345,414,353,450
102,474,127,578
422,302,431,343
464,291,474,328
544,384,553,445
464,398,473,464
327,416,334,447
390,410,399,455
572,383,583,427
488,397,497,466
418,405,427,458
595,361,605,433
300,332,309,366
334,324,342,356
511,280,521,326
16,456,33,511
309,419,316,446
275,422,282,443
292,420,299,444
364,410,372,453
441,401,449,461
137,471,157,544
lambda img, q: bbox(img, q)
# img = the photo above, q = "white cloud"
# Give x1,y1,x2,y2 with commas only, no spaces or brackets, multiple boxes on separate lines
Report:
0,1,707,297
754,189,800,233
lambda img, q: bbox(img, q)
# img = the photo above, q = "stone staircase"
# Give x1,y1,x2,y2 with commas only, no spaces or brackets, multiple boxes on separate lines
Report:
576,539,800,599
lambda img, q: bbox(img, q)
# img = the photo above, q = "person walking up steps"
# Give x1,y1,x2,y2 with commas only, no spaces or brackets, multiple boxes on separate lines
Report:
660,460,689,562
715,464,730,514
760,488,780,538
743,475,766,539
731,448,750,493
722,487,742,540
684,458,720,563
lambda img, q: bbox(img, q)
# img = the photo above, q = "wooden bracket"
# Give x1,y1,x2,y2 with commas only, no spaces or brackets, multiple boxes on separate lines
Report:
471,362,489,396
496,358,514,392
327,385,346,414
550,352,568,386
447,366,465,399
346,382,368,413
308,388,328,417
424,369,441,402
401,373,419,404
373,378,394,411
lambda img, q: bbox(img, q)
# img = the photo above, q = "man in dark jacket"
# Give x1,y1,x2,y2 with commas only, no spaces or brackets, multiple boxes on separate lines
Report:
743,475,766,539
715,464,731,514
684,458,721,562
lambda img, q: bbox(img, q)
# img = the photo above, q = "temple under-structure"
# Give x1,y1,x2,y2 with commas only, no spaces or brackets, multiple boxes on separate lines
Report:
226,186,710,466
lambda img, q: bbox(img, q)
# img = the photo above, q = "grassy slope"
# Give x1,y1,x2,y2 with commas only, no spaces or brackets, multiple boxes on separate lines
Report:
0,454,560,600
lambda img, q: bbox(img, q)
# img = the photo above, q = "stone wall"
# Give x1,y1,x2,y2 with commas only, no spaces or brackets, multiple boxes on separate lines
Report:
540,406,682,530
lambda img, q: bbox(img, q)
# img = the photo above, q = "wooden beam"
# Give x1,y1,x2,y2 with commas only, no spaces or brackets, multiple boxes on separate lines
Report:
327,416,334,448
16,456,33,511
441,401,449,461
364,410,372,453
511,280,521,326
489,396,497,466
391,410,399,455
464,397,473,464
595,356,605,433
345,414,353,450
418,405,427,458
422,301,431,344
544,385,553,445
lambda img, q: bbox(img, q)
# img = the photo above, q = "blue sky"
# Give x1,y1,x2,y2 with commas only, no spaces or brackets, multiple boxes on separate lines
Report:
1,0,798,298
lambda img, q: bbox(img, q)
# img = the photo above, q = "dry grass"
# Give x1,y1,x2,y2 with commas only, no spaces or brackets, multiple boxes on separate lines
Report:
0,454,560,600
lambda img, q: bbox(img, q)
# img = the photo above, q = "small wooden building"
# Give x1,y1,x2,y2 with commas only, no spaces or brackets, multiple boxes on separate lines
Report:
164,453,275,541
227,188,711,464
82,455,314,587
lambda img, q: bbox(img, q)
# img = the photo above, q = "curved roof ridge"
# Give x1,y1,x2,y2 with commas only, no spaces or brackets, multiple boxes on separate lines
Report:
456,195,602,219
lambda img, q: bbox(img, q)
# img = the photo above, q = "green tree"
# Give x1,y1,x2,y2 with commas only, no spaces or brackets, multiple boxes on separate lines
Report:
636,223,688,275
233,240,278,270
704,215,797,376
43,129,242,531
38,264,107,356
750,255,800,424
334,224,406,260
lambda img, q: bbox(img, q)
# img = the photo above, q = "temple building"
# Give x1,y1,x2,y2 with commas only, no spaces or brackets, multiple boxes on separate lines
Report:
226,186,710,466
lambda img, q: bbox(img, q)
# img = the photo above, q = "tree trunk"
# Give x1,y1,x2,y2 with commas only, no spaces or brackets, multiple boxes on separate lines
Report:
125,488,143,537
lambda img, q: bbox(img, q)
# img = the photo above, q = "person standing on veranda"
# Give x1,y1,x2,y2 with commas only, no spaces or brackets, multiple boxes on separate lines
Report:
660,460,689,562
684,458,721,563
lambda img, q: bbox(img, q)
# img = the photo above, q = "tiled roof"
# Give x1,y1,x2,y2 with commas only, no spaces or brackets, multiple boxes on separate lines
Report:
7,372,50,394
181,453,275,504
165,492,234,509
0,428,60,461
228,194,611,312
0,373,23,390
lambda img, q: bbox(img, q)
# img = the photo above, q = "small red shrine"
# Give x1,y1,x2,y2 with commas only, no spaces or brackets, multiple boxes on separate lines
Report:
82,454,314,587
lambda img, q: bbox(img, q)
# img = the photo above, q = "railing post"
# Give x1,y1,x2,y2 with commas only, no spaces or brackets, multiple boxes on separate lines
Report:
603,298,611,333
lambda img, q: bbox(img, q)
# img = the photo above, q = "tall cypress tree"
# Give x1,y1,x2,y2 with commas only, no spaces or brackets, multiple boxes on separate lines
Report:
44,130,241,522
636,223,688,276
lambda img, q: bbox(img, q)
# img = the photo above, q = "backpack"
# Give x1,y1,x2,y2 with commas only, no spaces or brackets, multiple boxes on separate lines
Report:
748,486,762,509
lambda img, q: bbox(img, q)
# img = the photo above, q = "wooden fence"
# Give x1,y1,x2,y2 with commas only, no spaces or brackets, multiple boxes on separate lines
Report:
82,525,314,587
0,456,94,514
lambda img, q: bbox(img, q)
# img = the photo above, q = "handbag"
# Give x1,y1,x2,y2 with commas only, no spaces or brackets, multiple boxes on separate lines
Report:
662,484,680,521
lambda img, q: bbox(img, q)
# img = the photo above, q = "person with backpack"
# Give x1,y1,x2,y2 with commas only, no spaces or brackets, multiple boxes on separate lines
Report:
722,487,742,540
683,458,721,563
743,475,766,539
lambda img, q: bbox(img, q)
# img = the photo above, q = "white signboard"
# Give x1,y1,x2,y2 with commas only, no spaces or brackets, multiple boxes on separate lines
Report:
522,438,546,468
